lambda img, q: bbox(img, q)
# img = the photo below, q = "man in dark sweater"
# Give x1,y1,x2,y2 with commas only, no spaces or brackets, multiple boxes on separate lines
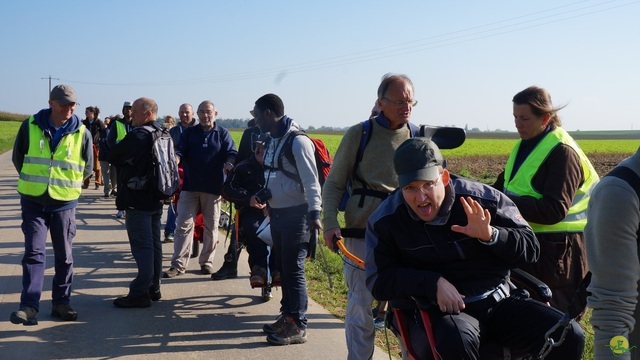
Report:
163,100,237,278
108,97,164,308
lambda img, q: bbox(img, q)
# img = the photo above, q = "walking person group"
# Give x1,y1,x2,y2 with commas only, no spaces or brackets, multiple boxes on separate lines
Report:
11,78,615,358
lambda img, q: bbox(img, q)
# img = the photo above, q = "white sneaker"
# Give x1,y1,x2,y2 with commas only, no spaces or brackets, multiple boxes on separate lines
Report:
116,210,125,219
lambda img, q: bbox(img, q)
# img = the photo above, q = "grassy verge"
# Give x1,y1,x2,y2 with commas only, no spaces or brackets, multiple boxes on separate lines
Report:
0,121,21,154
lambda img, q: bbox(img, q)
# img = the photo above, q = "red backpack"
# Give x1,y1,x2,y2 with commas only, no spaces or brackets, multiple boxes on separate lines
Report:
278,130,332,188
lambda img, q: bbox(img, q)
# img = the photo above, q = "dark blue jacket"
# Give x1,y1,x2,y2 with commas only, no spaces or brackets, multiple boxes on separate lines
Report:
365,174,539,310
177,123,237,195
108,122,164,211
169,118,198,149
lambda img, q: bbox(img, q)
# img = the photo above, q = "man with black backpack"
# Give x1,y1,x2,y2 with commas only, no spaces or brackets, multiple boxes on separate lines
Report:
108,97,166,308
253,93,322,346
321,74,420,359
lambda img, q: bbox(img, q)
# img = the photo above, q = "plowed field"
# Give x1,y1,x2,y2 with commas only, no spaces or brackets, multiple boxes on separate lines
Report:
447,152,631,184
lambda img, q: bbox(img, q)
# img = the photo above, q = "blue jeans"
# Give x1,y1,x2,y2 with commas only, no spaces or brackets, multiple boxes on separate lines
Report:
164,203,176,233
270,204,309,328
20,200,76,311
125,208,163,297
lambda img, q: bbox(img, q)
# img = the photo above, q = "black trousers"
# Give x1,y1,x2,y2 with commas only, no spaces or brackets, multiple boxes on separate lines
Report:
238,209,269,271
399,296,584,359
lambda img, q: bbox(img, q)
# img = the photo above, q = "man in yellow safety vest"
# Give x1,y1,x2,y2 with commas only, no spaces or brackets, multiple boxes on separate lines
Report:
10,84,93,326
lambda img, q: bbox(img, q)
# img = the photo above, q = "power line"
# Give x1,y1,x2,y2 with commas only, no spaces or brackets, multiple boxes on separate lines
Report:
60,0,639,87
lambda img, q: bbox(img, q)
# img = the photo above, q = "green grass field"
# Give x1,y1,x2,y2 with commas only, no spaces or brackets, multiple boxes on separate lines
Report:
230,130,639,157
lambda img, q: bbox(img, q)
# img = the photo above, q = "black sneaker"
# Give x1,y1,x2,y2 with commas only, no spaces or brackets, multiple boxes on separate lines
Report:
149,288,162,301
266,316,307,345
163,268,185,278
113,294,151,308
211,264,238,280
10,306,38,326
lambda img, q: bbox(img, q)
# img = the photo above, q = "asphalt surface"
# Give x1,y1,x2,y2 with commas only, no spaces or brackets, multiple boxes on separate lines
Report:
0,150,391,359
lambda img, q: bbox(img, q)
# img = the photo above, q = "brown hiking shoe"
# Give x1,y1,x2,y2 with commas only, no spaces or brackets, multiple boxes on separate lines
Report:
263,314,287,334
266,316,307,345
10,306,38,326
51,304,78,321
250,265,267,288
163,267,185,278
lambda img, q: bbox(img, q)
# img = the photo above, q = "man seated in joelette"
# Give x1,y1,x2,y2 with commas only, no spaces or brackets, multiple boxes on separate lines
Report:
365,137,585,359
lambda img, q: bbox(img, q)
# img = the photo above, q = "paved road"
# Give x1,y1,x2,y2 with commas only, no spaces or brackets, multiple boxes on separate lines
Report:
0,150,391,360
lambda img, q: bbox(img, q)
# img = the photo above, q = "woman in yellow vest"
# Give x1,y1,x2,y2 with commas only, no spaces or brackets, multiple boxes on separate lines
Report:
494,86,598,312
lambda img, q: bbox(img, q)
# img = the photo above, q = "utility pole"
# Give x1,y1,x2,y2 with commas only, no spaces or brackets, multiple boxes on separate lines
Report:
41,75,60,95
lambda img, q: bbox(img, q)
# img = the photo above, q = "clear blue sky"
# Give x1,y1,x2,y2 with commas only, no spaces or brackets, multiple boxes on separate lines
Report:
1,0,638,131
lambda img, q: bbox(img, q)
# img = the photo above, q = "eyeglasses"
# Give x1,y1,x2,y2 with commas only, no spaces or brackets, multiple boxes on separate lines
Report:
402,174,441,196
383,97,418,107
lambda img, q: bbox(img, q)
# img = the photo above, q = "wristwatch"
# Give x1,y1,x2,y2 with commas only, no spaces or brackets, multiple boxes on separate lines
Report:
489,226,499,243
480,226,499,245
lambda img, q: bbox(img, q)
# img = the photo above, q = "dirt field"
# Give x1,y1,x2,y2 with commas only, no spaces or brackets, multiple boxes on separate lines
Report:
447,152,632,184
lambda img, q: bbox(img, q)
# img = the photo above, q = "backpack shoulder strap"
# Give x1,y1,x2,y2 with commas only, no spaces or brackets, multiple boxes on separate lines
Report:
351,119,373,181
605,165,640,251
606,166,640,209
277,130,307,188
279,129,306,169
408,122,419,137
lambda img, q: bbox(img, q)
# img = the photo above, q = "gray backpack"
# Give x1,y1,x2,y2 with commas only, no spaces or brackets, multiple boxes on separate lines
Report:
127,126,180,200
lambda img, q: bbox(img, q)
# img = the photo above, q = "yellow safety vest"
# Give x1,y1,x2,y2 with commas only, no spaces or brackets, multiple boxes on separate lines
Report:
115,120,128,143
17,118,87,201
503,127,599,233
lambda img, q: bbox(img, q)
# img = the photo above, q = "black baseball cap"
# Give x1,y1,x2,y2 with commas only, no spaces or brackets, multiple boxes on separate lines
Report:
394,137,443,188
